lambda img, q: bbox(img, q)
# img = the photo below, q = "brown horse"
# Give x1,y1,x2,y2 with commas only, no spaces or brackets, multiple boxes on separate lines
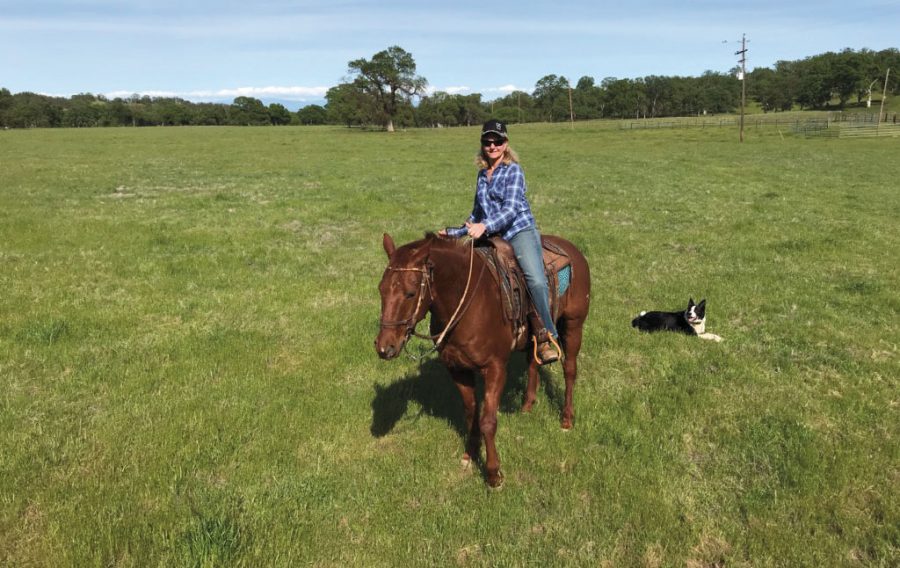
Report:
375,232,590,487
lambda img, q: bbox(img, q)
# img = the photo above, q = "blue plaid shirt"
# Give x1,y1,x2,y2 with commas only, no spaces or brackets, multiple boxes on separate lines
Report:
446,162,536,241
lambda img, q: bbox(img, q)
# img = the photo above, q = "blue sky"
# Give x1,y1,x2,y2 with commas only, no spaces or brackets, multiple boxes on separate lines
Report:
1,0,897,107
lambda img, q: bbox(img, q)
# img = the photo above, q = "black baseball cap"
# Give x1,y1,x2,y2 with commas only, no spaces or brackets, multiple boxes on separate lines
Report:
481,119,508,139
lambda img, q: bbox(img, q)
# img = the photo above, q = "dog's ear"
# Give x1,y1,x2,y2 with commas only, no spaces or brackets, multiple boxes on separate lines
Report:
698,299,706,308
383,233,396,258
688,298,695,307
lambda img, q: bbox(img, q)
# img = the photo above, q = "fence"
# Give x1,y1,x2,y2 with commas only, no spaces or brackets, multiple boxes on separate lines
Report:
619,111,899,135
798,122,900,138
794,112,900,138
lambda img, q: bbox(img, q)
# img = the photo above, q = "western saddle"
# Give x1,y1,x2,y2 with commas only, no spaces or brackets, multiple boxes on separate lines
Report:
474,236,571,352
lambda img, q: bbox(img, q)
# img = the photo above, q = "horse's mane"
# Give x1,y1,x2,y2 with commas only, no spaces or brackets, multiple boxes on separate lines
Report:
424,232,469,249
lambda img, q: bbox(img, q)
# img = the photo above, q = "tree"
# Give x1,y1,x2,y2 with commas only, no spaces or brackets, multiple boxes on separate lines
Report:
486,91,535,123
794,56,833,109
877,48,900,95
195,103,227,125
642,76,673,118
5,92,60,128
297,104,327,125
573,76,604,120
0,88,12,127
268,103,293,125
602,78,646,118
457,94,485,126
228,96,269,125
748,67,792,112
346,46,427,131
696,71,739,114
325,83,376,127
416,91,457,127
825,50,861,109
157,98,192,125
63,93,101,127
532,74,571,122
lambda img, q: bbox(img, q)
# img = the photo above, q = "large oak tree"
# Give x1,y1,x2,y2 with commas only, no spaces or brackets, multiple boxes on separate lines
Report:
346,46,427,132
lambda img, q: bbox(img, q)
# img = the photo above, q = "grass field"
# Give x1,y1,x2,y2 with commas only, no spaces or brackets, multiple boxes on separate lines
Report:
1,122,898,566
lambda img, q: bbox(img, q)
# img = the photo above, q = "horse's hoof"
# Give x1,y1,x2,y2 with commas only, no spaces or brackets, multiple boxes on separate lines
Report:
522,401,534,413
561,420,573,431
487,471,504,490
461,454,472,469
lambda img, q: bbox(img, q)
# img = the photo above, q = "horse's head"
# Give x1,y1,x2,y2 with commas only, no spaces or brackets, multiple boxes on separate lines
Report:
375,233,434,360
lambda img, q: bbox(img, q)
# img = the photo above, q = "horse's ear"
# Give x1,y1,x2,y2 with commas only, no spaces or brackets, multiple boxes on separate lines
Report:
383,233,396,258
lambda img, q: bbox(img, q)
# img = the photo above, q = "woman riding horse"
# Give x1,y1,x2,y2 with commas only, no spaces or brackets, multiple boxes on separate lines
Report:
439,119,560,365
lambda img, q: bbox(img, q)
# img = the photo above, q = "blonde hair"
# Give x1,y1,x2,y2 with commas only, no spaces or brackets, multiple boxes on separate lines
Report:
475,145,519,169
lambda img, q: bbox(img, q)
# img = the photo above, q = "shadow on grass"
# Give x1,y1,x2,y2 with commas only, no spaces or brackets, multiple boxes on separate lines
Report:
370,351,561,441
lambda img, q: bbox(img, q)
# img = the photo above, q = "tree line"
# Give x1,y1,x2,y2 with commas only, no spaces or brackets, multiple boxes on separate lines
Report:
0,91,296,129
1,47,896,130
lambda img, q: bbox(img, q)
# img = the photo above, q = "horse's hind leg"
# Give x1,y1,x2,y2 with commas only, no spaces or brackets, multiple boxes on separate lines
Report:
450,370,479,468
560,320,584,431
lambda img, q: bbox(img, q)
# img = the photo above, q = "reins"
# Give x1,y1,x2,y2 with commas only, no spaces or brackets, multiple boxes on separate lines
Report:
422,238,479,347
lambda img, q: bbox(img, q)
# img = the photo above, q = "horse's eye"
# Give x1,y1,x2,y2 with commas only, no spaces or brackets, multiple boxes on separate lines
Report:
405,291,416,299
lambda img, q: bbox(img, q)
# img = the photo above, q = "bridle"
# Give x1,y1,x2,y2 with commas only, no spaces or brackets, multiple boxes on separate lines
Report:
378,264,434,340
378,239,481,356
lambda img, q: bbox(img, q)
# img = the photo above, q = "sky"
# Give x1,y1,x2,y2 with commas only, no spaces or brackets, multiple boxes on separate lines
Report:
1,0,897,108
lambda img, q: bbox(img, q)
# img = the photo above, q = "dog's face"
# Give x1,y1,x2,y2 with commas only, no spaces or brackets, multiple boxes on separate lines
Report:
685,298,707,324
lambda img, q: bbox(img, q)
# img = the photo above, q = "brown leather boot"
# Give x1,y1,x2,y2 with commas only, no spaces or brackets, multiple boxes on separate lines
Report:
536,340,560,364
533,328,561,365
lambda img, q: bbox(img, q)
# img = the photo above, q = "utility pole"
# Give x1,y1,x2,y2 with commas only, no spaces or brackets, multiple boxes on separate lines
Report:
517,92,522,124
735,33,747,143
568,86,575,130
878,68,890,129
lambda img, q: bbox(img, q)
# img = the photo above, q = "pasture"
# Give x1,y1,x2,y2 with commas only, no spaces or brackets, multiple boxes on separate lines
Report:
1,122,897,566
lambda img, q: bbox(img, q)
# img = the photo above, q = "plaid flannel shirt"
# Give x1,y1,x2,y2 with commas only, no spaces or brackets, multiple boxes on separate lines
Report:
446,162,536,241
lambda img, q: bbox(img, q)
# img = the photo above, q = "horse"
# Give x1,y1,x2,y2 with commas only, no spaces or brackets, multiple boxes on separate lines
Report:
375,232,591,487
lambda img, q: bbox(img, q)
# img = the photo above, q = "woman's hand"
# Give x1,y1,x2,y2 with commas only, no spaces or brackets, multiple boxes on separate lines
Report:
437,229,448,237
465,222,487,239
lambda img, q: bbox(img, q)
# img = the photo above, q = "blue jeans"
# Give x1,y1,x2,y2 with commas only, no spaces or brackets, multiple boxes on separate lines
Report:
508,227,558,338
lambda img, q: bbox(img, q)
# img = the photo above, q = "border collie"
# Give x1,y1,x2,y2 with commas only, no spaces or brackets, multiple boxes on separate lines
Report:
631,298,722,342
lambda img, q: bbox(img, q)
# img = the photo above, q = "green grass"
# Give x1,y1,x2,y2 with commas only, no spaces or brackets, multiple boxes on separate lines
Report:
1,123,898,566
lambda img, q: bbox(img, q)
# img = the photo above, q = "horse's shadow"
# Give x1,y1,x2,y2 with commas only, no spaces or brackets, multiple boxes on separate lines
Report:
370,352,563,441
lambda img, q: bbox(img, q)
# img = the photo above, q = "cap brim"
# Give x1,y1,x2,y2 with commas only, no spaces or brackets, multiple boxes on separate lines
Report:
481,129,508,139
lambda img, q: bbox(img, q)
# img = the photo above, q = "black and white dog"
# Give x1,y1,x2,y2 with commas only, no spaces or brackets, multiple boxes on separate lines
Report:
631,298,722,342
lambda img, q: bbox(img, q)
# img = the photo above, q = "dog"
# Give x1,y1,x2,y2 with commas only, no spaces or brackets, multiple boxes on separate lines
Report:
631,298,722,342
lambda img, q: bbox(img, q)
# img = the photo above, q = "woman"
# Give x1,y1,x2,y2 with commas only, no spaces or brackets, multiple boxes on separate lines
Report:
440,119,560,364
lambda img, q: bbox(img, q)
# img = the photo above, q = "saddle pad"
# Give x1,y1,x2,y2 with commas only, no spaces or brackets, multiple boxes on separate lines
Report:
557,265,571,297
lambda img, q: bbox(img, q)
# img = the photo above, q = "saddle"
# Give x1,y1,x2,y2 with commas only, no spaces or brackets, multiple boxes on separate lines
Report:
475,236,572,350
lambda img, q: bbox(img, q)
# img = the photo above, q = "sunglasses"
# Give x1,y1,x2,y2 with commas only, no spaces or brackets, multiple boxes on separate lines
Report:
481,138,506,147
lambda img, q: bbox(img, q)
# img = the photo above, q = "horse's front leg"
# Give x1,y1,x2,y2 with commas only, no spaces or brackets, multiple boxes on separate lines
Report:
480,360,507,488
449,369,479,468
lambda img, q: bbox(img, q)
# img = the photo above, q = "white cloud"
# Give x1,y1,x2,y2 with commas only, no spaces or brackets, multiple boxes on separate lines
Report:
442,86,471,95
485,84,521,95
103,86,329,102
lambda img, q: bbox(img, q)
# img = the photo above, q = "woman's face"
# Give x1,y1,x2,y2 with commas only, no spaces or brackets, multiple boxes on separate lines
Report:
481,136,507,164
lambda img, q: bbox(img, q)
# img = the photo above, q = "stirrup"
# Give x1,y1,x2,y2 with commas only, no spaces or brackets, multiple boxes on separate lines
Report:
532,334,563,365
